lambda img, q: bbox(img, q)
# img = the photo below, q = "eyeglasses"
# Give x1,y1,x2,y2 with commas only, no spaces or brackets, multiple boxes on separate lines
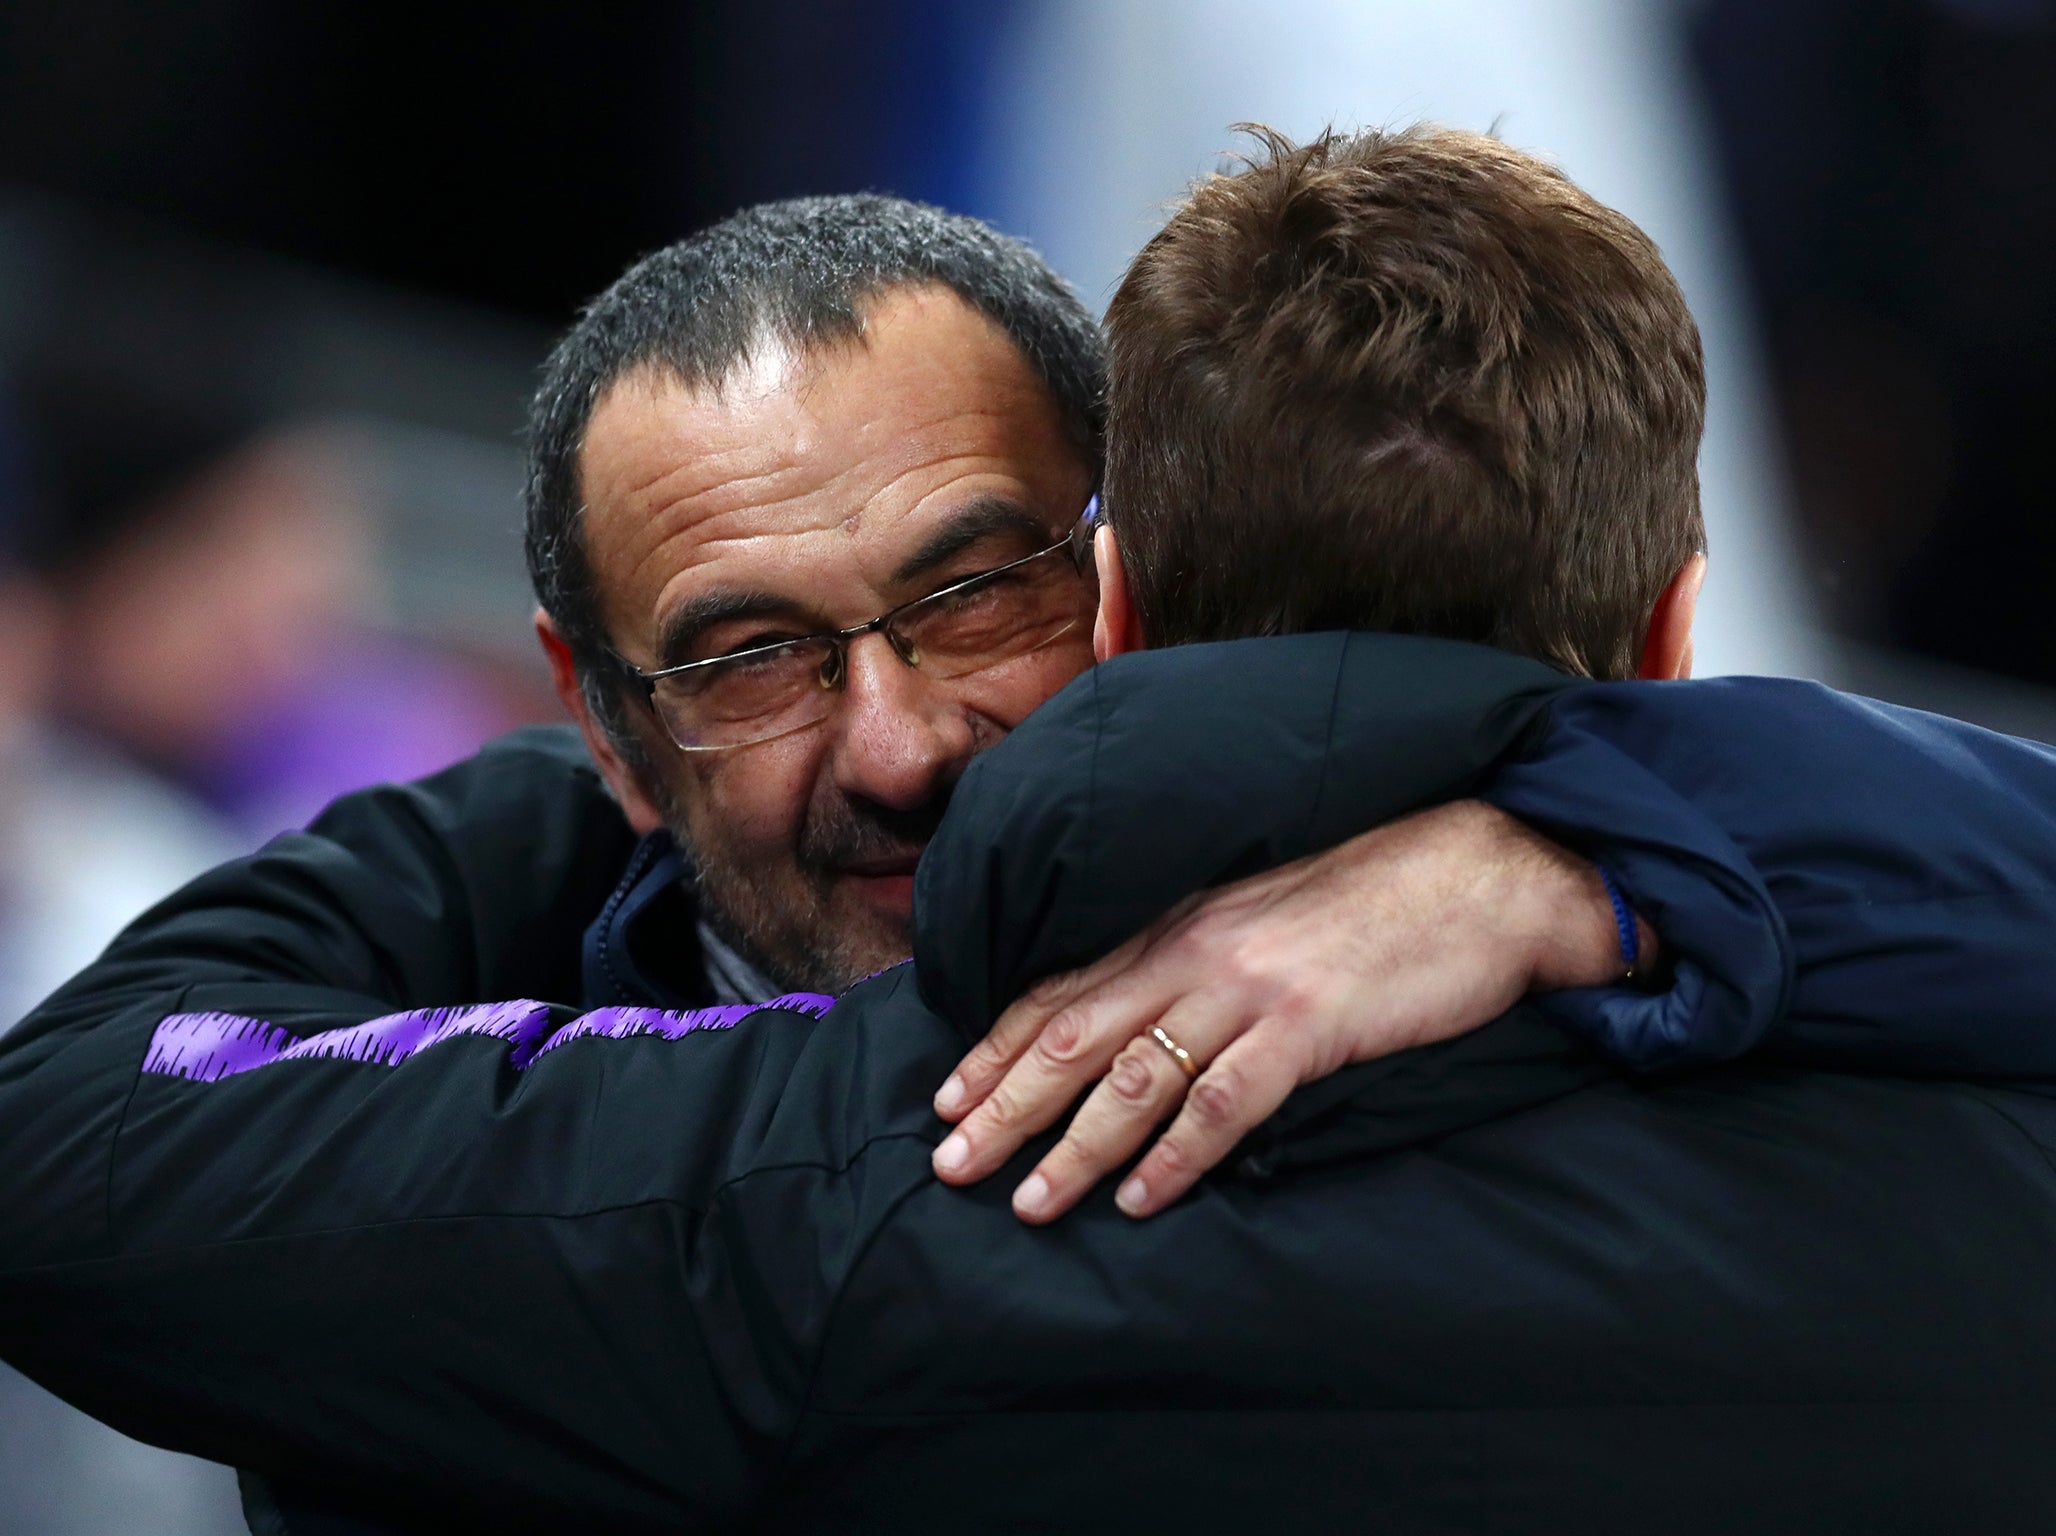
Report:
618,501,1101,752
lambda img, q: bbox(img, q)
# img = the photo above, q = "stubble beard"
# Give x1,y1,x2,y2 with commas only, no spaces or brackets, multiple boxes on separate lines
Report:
684,843,890,996
654,778,954,997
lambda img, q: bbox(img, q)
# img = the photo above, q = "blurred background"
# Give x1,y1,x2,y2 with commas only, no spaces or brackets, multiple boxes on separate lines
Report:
0,1,2050,1529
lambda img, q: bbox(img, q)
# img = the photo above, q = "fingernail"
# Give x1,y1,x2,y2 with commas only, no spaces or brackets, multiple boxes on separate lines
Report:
1116,1176,1149,1216
933,1074,966,1116
1014,1173,1050,1217
933,1133,970,1176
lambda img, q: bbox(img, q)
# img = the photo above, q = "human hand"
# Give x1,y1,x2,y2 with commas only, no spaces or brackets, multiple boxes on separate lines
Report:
928,799,1650,1223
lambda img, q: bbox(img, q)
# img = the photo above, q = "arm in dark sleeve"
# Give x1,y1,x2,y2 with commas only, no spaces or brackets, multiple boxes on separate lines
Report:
0,954,882,1531
0,729,821,1526
0,729,632,1311
931,634,2047,1081
0,728,633,1253
1482,678,2056,1081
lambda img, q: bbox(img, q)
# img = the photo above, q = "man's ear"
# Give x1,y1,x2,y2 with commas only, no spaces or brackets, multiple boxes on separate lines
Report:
534,608,669,835
1638,553,1707,681
1091,526,1147,662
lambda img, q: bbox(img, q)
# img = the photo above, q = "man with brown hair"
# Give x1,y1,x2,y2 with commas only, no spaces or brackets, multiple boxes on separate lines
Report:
1105,125,1704,675
932,125,1717,1220
8,127,2056,1533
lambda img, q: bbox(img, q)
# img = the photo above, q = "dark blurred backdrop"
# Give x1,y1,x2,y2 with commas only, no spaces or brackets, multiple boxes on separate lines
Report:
0,1,985,320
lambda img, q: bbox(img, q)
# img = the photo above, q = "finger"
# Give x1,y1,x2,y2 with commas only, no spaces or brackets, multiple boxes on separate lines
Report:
1011,1001,1227,1224
938,887,1211,1120
932,934,1194,1185
933,924,1153,1122
932,972,1157,1186
1115,1027,1307,1219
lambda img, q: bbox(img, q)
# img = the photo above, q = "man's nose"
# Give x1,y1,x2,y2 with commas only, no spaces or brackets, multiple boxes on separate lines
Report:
826,633,977,811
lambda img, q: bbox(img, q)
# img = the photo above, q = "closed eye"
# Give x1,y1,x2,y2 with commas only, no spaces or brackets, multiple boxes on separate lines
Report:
926,562,1033,605
925,572,1015,612
705,630,814,662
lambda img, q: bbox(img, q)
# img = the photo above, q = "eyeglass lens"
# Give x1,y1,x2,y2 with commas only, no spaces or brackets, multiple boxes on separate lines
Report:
652,542,1093,751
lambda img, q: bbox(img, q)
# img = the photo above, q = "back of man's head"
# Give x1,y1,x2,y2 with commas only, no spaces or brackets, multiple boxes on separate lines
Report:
1104,125,1705,679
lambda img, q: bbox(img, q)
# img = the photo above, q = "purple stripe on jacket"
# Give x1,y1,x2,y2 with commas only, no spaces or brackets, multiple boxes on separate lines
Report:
142,1012,301,1083
531,995,834,1061
142,993,837,1084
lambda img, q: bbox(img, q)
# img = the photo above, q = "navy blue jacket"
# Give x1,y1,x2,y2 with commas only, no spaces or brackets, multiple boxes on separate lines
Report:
4,635,2056,1532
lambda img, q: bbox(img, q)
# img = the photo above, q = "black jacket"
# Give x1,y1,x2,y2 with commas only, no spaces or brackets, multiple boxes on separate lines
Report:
7,635,2056,1533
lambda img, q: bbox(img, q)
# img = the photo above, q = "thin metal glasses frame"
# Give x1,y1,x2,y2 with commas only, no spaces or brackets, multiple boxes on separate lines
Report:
616,499,1100,752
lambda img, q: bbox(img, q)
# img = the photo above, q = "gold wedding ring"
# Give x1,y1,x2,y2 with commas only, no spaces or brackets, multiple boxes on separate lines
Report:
1149,1025,1199,1079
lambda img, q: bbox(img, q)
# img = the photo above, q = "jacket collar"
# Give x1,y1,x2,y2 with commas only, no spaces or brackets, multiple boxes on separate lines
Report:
581,832,714,1011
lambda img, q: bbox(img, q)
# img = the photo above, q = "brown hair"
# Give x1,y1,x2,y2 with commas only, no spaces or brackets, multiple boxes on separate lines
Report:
1104,124,1706,678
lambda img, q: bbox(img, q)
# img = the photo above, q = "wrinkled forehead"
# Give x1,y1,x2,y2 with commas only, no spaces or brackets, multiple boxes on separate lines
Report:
574,286,1091,655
